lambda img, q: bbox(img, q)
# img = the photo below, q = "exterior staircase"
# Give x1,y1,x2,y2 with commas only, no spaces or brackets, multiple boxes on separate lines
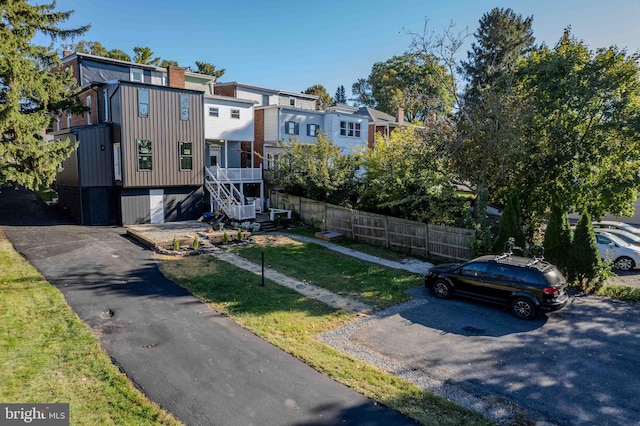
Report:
204,168,256,221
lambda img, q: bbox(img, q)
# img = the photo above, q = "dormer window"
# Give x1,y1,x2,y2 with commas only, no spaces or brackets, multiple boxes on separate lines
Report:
130,68,143,83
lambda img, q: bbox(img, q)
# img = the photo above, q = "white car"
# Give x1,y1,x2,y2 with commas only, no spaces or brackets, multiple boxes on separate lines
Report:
595,228,640,247
594,231,640,271
592,221,640,236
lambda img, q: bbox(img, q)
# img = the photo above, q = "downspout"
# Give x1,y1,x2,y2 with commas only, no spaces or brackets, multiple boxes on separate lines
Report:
71,130,84,225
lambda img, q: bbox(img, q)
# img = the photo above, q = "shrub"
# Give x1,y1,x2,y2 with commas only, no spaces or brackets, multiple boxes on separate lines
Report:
172,235,180,250
192,235,200,251
222,231,229,245
237,227,243,241
543,203,572,274
568,210,607,290
493,193,525,254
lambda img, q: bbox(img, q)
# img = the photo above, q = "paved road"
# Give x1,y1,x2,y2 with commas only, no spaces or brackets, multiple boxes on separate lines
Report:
341,287,640,425
0,188,416,426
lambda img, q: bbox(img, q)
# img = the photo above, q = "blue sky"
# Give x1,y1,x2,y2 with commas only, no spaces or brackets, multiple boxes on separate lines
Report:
44,0,640,96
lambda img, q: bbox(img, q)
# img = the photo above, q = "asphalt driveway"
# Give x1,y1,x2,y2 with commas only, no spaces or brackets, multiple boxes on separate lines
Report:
0,188,416,426
335,287,640,425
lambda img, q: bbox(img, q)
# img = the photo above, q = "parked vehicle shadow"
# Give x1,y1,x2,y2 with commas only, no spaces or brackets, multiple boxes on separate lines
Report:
402,286,548,337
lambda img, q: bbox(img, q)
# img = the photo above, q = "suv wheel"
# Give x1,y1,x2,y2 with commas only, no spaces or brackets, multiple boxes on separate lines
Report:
614,256,635,271
431,279,452,299
510,297,537,320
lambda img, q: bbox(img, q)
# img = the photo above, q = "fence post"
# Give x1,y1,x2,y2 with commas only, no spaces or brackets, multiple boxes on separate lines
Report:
384,216,389,248
425,222,430,258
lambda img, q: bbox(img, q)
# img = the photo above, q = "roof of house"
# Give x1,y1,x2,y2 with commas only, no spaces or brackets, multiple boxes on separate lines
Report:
213,82,319,100
356,107,398,124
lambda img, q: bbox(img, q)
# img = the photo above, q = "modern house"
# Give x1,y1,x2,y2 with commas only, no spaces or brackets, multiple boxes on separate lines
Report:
54,76,205,225
52,53,258,225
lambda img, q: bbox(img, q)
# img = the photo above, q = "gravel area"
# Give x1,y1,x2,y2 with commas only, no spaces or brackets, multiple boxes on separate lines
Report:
318,298,526,426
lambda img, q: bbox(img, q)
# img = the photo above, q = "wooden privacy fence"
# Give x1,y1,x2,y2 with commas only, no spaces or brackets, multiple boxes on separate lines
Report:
270,191,474,261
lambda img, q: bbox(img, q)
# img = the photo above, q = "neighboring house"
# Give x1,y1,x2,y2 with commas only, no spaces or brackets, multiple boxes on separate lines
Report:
54,74,205,225
356,106,404,149
204,94,263,217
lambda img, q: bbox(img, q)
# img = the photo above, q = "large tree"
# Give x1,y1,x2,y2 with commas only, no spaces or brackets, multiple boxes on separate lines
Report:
453,8,536,217
359,123,465,225
194,61,225,79
0,1,88,190
303,84,332,110
515,29,640,221
352,53,454,121
132,46,160,65
271,133,360,204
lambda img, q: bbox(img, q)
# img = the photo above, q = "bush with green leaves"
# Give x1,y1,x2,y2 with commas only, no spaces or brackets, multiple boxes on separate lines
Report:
568,210,608,290
493,193,525,254
543,203,572,274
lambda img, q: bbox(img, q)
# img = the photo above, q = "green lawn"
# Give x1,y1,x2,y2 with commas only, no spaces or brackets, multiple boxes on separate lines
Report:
232,234,423,309
0,233,181,426
159,242,492,426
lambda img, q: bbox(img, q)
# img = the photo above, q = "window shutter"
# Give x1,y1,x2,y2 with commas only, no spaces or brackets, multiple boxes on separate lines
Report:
295,122,299,135
307,124,311,136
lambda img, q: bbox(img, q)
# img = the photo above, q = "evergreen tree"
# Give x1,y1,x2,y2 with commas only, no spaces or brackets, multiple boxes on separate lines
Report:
132,46,160,65
568,210,602,287
543,203,572,274
0,1,88,190
194,61,225,79
334,85,347,104
493,193,525,254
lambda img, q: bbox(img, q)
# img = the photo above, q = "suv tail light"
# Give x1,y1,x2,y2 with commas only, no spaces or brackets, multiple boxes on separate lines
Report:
543,287,559,296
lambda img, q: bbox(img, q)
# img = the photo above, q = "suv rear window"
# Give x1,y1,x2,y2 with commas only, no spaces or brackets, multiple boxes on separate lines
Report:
542,268,565,286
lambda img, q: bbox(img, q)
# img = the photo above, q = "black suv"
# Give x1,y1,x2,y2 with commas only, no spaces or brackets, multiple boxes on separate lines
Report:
425,254,569,319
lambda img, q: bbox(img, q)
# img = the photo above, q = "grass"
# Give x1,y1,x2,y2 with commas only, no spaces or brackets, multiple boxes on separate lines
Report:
286,226,430,263
158,248,492,426
34,185,57,203
597,283,640,302
0,232,182,426
232,234,423,309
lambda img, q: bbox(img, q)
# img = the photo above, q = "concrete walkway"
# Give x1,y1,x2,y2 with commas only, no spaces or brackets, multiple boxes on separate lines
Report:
213,251,375,314
209,233,432,316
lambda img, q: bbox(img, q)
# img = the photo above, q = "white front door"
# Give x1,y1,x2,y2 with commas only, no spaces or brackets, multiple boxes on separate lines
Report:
209,146,221,172
149,189,164,224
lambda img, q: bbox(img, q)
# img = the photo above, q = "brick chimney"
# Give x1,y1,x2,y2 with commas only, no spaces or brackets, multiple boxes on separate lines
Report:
62,50,72,58
167,66,185,89
395,107,405,125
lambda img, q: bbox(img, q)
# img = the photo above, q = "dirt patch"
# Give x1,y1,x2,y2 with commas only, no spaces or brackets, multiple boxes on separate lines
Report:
251,234,304,247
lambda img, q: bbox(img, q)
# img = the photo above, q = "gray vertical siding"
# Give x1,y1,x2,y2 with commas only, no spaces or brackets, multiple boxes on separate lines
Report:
76,124,113,187
55,132,79,186
121,188,151,225
120,186,203,225
118,83,204,188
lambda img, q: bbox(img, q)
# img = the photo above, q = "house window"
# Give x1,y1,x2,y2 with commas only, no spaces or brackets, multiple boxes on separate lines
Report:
86,96,92,124
231,109,240,119
307,124,318,137
340,121,361,137
209,107,219,117
102,88,109,122
130,68,143,82
180,95,189,120
262,95,269,106
285,121,299,135
138,90,149,117
289,98,296,107
137,139,153,170
179,141,193,170
113,143,122,180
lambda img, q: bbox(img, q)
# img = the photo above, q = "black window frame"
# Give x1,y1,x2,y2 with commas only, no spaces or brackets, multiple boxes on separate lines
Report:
137,139,153,171
179,141,193,171
231,109,240,119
